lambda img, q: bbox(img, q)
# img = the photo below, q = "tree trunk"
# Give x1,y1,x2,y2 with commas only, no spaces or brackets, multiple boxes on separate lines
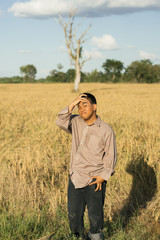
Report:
113,74,116,82
74,64,81,92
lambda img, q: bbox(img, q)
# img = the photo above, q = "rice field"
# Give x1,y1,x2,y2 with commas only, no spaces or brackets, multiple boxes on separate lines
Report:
0,83,160,239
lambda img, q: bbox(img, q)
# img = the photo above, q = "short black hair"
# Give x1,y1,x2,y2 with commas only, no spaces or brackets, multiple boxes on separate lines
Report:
81,93,97,104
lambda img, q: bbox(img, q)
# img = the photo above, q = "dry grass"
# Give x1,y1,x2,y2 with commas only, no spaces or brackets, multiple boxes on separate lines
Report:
0,83,160,236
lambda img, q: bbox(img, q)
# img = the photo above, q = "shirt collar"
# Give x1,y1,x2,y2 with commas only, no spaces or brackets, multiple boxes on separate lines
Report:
94,116,101,127
79,115,102,127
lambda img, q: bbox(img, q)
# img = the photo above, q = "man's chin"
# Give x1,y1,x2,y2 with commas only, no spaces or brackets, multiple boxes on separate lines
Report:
81,116,87,120
81,114,88,120
81,115,89,121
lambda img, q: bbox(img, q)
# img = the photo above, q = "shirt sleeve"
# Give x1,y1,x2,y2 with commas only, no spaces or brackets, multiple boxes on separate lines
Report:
99,130,117,181
56,106,77,134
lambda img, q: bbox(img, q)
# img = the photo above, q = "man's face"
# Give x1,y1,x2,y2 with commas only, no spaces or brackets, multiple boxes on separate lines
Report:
78,99,96,121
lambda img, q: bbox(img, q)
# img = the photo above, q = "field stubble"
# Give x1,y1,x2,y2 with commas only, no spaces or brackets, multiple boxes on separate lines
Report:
0,83,160,239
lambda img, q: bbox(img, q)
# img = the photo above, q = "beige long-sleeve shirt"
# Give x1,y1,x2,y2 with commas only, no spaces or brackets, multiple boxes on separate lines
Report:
56,106,117,189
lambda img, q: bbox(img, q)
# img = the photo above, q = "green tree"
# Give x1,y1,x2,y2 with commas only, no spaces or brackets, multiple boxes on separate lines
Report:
124,59,159,83
84,69,104,82
57,63,64,71
102,59,124,82
65,69,76,82
20,64,37,82
47,68,66,82
152,64,160,83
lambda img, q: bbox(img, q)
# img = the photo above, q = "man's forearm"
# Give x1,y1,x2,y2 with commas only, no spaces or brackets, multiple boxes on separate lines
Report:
68,102,75,113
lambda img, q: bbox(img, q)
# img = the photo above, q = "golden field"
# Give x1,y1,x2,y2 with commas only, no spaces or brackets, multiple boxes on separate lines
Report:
0,83,160,238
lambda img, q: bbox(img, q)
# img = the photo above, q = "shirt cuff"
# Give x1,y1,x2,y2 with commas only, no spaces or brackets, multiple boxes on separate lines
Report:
99,169,115,181
59,105,77,115
58,106,70,115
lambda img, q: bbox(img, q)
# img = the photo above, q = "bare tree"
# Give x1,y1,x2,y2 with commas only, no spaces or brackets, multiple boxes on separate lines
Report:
58,9,91,91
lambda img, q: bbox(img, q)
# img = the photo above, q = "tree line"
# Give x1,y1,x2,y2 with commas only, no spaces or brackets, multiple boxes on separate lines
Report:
0,59,160,84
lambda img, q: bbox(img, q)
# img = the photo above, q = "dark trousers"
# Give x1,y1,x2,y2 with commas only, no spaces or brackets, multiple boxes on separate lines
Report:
67,178,106,236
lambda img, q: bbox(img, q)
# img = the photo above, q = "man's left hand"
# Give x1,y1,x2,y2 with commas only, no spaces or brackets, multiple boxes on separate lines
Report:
89,176,105,191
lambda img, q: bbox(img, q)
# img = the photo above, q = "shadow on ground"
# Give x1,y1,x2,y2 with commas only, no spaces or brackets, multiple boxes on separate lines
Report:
104,154,157,237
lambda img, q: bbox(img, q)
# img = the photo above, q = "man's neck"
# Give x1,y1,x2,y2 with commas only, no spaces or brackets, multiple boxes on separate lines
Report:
85,114,97,126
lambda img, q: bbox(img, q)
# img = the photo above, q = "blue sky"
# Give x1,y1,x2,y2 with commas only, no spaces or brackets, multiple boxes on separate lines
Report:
0,0,160,78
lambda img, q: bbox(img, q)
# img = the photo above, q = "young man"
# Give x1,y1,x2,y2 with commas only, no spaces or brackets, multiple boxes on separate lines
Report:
56,93,117,240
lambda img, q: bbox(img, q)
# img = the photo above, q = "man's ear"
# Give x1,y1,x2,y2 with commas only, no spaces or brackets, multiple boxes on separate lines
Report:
93,104,97,111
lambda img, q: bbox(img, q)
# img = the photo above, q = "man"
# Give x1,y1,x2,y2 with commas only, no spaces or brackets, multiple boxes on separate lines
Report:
56,93,117,240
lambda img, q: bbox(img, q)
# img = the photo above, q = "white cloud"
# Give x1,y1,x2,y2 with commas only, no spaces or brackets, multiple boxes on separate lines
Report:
59,45,66,51
107,0,159,8
127,44,136,49
91,34,119,50
139,50,160,61
8,0,160,18
18,50,33,54
83,49,104,59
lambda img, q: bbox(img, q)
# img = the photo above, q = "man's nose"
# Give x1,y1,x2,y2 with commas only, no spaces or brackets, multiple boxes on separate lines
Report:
79,108,84,113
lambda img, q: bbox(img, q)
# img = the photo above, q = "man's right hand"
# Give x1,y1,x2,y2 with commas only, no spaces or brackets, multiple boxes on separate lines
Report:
69,94,88,112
